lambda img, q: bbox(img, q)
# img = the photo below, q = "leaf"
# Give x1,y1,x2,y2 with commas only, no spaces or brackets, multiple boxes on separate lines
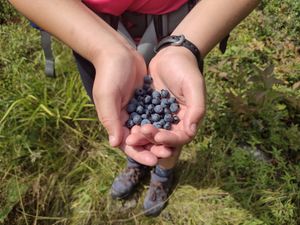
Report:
261,65,284,89
292,81,300,90
218,72,228,80
262,64,275,77
226,91,257,115
284,96,300,111
249,64,264,83
263,76,284,89
39,104,54,117
276,103,286,111
253,90,267,105
0,178,29,223
207,66,219,74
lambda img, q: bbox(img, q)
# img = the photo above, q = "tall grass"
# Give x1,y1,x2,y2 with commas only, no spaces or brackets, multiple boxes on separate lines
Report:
1,0,300,224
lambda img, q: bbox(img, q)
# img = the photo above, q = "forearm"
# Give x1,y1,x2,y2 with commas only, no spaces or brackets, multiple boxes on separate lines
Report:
172,0,260,57
9,0,133,63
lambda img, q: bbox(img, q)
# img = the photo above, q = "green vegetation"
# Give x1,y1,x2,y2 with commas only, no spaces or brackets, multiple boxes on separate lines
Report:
1,0,299,224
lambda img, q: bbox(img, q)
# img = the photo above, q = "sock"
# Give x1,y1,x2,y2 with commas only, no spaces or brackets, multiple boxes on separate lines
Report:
154,165,174,178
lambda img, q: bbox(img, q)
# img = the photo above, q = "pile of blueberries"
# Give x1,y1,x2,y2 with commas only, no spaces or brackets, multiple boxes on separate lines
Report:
125,75,180,130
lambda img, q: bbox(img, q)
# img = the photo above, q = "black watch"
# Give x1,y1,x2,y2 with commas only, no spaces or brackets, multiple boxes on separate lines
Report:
154,35,203,72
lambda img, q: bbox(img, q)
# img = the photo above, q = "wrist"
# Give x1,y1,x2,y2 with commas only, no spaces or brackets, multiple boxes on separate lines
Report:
153,45,200,72
90,44,135,67
150,46,198,75
154,35,204,72
156,45,195,59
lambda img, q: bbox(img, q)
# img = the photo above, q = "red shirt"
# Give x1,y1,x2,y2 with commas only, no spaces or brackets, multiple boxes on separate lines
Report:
83,0,188,16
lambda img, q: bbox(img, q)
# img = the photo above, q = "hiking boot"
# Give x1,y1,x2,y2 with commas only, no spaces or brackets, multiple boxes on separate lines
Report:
143,169,174,216
111,165,149,199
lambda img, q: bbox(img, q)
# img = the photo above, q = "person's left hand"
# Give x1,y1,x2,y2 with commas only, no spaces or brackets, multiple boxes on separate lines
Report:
126,46,206,150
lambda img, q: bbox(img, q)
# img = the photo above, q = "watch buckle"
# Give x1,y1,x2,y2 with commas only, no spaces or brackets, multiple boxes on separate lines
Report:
154,35,186,53
171,35,185,46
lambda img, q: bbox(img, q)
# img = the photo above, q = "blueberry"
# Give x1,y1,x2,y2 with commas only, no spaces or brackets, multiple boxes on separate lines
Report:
161,89,170,98
144,75,153,84
144,110,151,117
163,122,171,130
130,112,139,119
135,88,145,97
141,114,148,119
141,119,151,126
160,98,169,108
154,105,163,114
164,108,171,114
136,105,144,114
147,104,155,113
151,113,161,122
153,122,162,129
129,98,138,105
127,103,136,113
159,119,166,126
126,119,135,129
152,91,161,99
152,98,161,105
146,87,153,95
126,79,181,130
170,103,179,113
137,95,144,102
144,95,152,104
173,115,180,124
143,83,151,91
168,97,176,104
164,113,174,123
133,115,142,125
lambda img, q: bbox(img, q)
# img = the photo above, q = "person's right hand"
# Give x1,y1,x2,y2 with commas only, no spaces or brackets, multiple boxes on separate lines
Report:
9,0,173,166
92,47,144,146
92,47,172,166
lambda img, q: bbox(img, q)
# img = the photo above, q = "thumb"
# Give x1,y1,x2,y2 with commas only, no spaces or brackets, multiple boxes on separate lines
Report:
93,90,123,147
183,76,206,137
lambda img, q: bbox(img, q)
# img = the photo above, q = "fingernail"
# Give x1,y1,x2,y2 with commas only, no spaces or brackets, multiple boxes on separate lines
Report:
109,135,116,146
190,123,197,135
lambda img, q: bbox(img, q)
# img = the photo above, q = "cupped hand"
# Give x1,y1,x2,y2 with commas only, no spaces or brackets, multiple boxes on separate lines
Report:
92,47,173,166
92,47,145,146
121,125,174,165
126,46,206,148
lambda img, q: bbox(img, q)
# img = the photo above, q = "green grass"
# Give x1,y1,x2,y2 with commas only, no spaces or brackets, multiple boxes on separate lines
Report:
1,0,300,224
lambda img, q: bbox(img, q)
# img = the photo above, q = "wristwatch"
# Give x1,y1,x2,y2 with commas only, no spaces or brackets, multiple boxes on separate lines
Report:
154,35,203,72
